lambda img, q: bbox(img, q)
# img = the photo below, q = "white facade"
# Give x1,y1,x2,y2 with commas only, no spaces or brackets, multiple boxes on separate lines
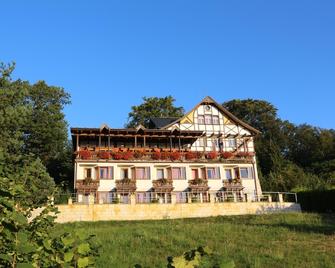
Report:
73,97,263,203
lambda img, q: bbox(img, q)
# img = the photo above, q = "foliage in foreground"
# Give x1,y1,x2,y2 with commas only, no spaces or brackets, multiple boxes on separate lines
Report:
0,180,99,267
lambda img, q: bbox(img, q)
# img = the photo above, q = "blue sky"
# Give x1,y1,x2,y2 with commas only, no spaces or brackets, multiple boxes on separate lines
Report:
1,1,334,129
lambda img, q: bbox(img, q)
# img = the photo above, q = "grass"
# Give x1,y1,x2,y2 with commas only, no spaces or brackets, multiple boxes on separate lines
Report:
57,213,335,267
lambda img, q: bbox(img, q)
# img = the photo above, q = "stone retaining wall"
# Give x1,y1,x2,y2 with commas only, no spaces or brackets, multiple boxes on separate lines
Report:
45,202,301,223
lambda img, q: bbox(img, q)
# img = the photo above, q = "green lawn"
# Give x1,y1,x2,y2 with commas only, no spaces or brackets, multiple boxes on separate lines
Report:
57,213,335,268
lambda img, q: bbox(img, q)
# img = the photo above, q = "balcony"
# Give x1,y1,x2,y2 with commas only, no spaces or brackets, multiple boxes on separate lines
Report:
75,148,255,163
152,179,174,192
188,178,210,192
75,178,100,193
115,178,137,193
223,179,244,190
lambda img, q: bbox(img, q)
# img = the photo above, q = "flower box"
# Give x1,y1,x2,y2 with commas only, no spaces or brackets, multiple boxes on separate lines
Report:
98,151,110,159
206,151,218,160
170,151,181,161
78,150,91,160
221,152,233,159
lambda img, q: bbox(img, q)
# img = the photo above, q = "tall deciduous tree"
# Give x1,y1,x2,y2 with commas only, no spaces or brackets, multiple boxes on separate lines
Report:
126,96,184,128
0,62,55,207
24,80,72,186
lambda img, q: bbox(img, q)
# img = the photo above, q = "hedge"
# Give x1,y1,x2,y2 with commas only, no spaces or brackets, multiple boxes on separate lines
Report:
297,189,335,212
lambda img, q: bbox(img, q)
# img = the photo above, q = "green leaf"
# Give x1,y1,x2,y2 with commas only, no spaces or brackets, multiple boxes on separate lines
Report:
42,239,52,250
78,243,90,255
77,257,89,267
61,236,75,247
64,251,74,262
0,253,12,262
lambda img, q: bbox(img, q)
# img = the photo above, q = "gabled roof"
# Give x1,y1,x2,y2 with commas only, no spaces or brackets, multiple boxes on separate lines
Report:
161,96,261,134
148,117,179,129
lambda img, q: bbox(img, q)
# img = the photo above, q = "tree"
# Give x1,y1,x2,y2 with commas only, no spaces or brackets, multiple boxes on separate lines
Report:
126,96,184,128
25,80,72,186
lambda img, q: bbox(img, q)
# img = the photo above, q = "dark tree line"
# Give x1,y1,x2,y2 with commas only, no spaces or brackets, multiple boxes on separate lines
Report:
223,99,335,191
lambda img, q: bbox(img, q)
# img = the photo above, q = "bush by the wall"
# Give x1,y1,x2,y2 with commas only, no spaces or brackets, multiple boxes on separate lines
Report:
297,189,335,213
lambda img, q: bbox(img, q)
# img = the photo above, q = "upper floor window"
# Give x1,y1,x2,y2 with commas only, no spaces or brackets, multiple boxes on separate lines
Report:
172,167,186,180
240,168,248,179
120,168,129,179
207,167,220,179
225,169,232,180
198,115,204,124
240,167,254,179
135,167,150,180
157,168,164,179
84,168,92,179
99,167,113,179
228,139,237,148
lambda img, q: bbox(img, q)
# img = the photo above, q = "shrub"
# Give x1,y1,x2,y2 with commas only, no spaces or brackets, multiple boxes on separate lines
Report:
98,151,110,159
221,151,233,159
206,151,218,160
170,151,181,161
297,189,335,212
78,150,91,160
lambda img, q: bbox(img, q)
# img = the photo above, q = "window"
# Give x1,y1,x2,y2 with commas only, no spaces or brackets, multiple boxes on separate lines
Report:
212,115,219,124
240,167,254,179
205,115,212,124
225,169,232,180
198,115,205,124
157,169,164,179
172,167,186,180
191,169,199,179
99,167,113,179
120,168,129,179
84,168,92,179
228,139,236,148
207,167,220,179
135,167,150,180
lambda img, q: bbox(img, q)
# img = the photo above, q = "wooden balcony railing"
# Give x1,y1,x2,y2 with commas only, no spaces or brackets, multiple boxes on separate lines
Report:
223,180,244,190
188,179,210,192
76,148,255,162
152,179,174,192
115,178,137,193
75,178,100,192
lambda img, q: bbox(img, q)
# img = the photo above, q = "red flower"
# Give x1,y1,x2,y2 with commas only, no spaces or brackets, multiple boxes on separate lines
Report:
185,151,197,160
237,152,251,157
123,151,134,160
221,152,233,159
98,151,110,159
78,150,91,160
112,152,123,160
160,152,170,160
206,151,218,159
152,151,161,160
170,151,181,161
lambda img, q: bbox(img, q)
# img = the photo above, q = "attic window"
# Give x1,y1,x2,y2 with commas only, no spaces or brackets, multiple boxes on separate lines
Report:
205,105,211,111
